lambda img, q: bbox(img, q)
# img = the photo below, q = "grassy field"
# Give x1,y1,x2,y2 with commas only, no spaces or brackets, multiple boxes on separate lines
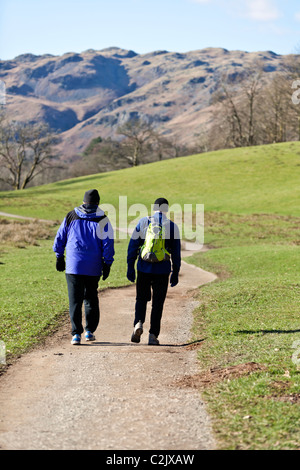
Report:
1,141,300,449
1,141,300,219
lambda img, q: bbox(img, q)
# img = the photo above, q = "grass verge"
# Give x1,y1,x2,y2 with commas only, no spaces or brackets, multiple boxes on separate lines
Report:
185,211,300,450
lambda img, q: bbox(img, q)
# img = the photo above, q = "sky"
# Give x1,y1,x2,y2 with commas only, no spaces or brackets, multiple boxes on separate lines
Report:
0,0,299,60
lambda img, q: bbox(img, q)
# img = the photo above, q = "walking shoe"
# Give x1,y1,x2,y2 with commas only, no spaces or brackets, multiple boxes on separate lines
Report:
148,333,159,345
85,331,95,341
71,334,81,345
131,321,143,343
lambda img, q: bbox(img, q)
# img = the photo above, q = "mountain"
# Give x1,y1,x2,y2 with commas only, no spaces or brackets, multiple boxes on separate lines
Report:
0,47,289,159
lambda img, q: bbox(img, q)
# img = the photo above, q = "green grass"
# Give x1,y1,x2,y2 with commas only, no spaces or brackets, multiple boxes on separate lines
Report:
186,212,300,449
1,141,300,220
1,240,68,357
1,140,300,448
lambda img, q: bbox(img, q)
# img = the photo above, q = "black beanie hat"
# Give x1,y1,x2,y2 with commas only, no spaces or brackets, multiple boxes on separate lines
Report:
83,189,100,205
153,197,169,212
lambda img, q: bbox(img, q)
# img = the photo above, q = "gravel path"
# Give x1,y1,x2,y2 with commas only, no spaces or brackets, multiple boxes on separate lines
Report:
0,255,217,450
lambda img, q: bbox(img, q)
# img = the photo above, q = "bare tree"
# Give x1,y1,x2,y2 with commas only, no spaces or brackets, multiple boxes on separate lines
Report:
117,119,157,166
74,130,187,178
217,70,262,148
256,54,300,144
260,73,291,143
245,72,261,146
205,55,300,151
151,135,185,160
0,118,59,190
283,53,300,141
77,137,129,174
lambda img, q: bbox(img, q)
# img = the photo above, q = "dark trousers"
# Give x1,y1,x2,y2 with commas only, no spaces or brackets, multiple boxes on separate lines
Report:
134,271,169,338
66,274,100,336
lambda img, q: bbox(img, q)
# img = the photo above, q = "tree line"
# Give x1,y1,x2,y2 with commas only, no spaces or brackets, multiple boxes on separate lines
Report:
71,119,190,178
206,57,300,150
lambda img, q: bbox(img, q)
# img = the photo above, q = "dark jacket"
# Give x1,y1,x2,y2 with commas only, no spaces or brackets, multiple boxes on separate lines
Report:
127,211,181,275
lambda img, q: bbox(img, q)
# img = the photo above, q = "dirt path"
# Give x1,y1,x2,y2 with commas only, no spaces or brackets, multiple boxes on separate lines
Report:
0,211,51,223
0,241,217,450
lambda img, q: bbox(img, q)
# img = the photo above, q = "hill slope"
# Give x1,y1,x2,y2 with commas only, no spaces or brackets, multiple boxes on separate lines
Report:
0,47,288,159
0,141,299,220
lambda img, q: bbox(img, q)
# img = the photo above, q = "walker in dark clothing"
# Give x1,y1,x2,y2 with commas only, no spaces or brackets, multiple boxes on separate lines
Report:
127,198,181,345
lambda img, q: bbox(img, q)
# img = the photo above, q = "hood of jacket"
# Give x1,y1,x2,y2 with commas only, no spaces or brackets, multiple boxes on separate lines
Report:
74,204,105,219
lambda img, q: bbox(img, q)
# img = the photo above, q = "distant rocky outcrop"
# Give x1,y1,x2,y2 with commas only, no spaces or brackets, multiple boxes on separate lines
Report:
0,47,289,159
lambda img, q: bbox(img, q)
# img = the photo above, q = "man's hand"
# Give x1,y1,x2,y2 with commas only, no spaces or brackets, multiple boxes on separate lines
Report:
127,265,136,283
56,256,65,272
102,263,111,281
170,270,179,287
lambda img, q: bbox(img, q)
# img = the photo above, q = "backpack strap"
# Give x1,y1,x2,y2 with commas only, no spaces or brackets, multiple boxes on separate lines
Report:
66,210,80,226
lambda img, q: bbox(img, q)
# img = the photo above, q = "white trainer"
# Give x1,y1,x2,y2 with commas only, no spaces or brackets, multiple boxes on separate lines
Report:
71,334,81,345
85,331,95,341
131,321,143,343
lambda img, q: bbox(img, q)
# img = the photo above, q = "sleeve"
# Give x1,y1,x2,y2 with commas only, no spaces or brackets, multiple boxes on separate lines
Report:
127,220,144,267
171,223,181,273
101,219,115,266
53,218,68,258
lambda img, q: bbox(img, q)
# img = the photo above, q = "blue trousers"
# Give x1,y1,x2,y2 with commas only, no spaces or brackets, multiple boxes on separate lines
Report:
65,274,100,336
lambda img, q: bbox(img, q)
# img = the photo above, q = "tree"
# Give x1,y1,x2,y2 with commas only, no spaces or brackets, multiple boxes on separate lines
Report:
283,53,300,141
73,130,186,178
78,137,128,174
0,117,59,190
260,74,291,143
117,118,157,166
217,70,262,148
203,55,300,151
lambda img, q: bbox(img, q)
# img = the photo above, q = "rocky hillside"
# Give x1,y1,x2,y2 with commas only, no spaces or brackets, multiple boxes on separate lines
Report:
0,47,289,159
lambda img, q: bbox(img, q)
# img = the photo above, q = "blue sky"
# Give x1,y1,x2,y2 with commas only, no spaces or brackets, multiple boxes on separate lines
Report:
0,0,299,60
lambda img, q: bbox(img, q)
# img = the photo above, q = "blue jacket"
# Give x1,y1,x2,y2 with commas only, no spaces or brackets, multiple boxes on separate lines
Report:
127,212,181,275
53,205,114,276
